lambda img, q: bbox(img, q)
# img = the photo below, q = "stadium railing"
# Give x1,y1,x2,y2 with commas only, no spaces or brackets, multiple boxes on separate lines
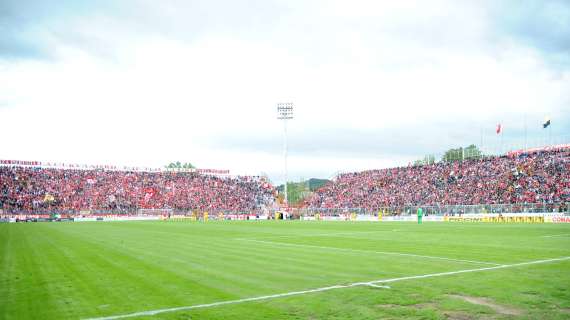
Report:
1,207,271,216
301,202,569,217
3,203,568,219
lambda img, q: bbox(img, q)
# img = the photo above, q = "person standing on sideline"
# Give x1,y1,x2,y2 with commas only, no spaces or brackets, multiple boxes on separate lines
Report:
417,207,423,224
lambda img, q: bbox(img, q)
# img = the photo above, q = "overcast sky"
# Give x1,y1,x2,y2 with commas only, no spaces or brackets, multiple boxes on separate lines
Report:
1,0,569,183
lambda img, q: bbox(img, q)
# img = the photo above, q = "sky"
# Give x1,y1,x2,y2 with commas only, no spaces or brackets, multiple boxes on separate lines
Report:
1,0,569,184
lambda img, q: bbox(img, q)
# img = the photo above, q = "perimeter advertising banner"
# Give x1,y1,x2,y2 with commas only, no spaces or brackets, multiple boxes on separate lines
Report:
300,213,569,223
546,216,570,223
446,215,545,223
445,213,570,223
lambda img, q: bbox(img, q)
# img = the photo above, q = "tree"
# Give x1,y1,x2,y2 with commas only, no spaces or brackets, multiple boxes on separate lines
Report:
442,147,463,163
277,179,312,205
413,154,436,166
288,180,311,205
442,145,482,162
166,161,195,169
463,144,482,160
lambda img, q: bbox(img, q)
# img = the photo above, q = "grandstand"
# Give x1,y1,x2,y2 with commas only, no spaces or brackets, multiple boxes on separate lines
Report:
2,146,569,218
0,162,276,215
307,147,569,214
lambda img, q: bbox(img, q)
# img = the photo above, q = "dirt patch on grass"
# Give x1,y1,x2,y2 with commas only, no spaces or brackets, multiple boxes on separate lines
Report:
443,311,476,320
411,302,437,309
376,302,436,309
448,294,523,316
376,304,401,308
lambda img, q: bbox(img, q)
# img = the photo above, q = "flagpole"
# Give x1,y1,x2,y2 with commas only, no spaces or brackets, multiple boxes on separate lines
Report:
542,124,548,146
524,113,527,150
543,117,551,147
549,123,552,146
499,121,505,156
480,126,483,155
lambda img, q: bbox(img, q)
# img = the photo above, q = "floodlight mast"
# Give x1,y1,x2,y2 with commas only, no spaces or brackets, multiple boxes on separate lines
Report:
277,102,294,207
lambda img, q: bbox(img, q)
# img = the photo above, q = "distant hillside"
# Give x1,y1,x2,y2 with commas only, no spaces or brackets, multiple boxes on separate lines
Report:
276,178,331,206
277,178,331,192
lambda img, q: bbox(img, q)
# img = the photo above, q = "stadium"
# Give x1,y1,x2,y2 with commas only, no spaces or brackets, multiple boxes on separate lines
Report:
2,1,570,320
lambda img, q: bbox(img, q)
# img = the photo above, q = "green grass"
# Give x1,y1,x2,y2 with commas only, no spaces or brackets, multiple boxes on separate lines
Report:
1,221,569,319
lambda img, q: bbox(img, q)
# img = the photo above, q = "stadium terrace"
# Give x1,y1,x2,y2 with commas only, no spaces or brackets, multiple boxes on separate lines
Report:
307,149,569,212
0,165,275,214
1,149,569,217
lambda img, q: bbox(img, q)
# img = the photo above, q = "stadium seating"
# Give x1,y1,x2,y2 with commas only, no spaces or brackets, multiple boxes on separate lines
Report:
0,168,275,213
308,150,570,209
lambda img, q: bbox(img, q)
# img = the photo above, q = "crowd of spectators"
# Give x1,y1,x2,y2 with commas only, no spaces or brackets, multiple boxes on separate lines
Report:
0,167,276,213
308,150,570,209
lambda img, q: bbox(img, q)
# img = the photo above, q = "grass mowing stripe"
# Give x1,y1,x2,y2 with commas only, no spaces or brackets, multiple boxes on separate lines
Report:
5,222,569,319
56,223,423,309
366,256,570,284
236,239,502,266
62,225,384,287
83,256,570,320
66,223,450,285
541,234,570,238
56,224,399,298
37,223,242,314
248,230,401,240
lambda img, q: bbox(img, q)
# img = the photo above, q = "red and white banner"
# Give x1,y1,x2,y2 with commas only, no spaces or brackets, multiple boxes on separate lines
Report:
507,144,570,157
0,159,230,175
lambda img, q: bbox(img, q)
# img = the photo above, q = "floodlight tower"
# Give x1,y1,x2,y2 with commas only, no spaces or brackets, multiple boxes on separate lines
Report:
277,102,294,206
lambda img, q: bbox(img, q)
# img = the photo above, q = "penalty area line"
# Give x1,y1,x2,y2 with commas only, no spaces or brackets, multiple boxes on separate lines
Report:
83,256,570,320
236,238,502,266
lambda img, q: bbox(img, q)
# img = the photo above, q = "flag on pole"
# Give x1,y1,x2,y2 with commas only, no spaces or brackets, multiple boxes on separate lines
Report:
496,124,502,134
543,117,551,128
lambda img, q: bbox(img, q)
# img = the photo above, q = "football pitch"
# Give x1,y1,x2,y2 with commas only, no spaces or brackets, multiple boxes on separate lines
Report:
1,221,570,319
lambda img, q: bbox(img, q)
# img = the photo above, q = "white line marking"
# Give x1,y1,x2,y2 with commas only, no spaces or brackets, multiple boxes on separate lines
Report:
84,256,570,320
541,234,570,238
238,239,502,266
366,256,570,285
363,283,391,289
248,230,398,240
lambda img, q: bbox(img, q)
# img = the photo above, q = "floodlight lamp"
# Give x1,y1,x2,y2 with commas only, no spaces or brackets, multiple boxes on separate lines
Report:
277,102,294,120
